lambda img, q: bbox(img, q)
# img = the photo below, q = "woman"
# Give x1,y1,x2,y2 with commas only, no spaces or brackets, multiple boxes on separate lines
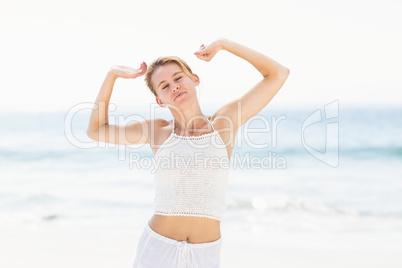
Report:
87,38,289,267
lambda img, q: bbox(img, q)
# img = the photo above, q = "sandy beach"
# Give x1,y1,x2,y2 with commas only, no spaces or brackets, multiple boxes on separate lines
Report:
1,228,401,268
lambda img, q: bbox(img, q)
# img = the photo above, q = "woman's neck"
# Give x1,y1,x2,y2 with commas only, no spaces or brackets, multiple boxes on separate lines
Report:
171,107,210,133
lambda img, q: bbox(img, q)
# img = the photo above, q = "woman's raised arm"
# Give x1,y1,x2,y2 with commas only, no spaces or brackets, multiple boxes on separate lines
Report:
195,39,290,130
86,63,153,145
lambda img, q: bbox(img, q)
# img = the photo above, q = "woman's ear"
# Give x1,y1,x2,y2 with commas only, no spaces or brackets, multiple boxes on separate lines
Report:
156,97,166,107
192,74,200,86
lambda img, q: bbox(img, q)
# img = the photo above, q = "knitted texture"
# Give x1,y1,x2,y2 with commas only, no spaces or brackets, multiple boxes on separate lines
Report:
153,117,229,221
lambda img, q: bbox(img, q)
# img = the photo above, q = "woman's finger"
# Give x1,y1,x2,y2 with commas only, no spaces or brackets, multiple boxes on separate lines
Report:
139,63,146,73
195,49,208,56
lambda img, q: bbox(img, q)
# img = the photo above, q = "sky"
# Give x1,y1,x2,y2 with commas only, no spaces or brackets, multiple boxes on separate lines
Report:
0,0,401,112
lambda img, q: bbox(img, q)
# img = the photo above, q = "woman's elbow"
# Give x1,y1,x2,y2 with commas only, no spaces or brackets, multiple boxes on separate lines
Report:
264,67,290,79
273,67,290,80
281,67,290,76
86,128,98,141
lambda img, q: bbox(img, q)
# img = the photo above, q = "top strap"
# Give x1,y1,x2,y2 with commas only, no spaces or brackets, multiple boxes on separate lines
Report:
204,115,216,131
171,115,215,135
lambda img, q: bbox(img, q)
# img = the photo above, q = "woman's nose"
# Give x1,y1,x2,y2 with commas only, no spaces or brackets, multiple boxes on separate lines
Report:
172,84,180,91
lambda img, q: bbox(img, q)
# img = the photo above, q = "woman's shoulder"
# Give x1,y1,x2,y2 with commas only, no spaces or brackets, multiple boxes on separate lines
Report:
155,118,173,128
152,118,174,137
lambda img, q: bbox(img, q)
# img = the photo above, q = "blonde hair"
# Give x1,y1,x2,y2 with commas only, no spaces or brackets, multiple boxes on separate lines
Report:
145,56,195,96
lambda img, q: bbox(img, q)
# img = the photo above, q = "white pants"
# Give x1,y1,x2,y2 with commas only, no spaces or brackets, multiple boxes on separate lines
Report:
132,222,222,268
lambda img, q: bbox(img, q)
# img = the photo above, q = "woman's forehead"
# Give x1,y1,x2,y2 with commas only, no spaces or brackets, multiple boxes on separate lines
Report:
153,63,182,81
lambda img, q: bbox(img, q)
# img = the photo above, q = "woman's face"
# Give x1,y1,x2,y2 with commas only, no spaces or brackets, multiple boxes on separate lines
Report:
152,63,199,108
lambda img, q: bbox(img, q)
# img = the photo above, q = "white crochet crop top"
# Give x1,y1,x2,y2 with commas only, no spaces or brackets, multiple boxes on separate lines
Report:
153,115,229,221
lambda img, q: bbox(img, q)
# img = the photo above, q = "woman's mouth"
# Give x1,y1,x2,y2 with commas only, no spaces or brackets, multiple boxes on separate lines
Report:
174,92,185,100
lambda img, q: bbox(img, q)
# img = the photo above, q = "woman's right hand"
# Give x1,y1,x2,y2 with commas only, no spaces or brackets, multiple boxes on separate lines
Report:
109,62,147,79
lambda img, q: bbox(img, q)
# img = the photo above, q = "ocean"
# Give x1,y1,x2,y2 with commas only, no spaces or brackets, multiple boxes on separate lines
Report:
1,103,401,242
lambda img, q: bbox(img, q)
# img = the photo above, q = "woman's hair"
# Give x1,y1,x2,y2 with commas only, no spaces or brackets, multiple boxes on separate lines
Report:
145,56,195,96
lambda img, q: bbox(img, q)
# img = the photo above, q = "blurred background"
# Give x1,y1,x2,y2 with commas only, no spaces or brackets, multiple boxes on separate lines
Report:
1,0,401,267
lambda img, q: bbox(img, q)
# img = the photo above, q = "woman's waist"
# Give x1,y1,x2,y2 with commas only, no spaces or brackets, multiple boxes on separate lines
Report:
148,214,221,244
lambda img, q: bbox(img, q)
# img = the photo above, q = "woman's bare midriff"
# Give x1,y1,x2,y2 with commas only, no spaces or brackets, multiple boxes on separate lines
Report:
148,214,221,244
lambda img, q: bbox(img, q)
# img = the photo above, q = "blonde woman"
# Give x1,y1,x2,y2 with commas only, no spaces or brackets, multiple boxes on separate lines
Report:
87,38,289,268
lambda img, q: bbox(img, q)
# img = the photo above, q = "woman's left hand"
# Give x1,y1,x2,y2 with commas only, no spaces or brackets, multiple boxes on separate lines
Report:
194,40,224,62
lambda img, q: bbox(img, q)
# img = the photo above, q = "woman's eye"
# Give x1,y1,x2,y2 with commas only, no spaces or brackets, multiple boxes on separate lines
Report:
162,84,168,90
176,77,182,81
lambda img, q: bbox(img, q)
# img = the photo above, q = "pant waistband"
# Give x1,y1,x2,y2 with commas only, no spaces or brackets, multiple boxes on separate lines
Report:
145,222,222,249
